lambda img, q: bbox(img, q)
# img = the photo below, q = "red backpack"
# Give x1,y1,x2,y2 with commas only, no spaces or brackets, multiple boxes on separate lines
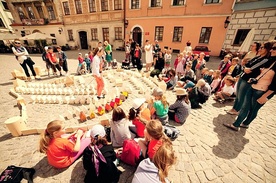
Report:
120,140,141,166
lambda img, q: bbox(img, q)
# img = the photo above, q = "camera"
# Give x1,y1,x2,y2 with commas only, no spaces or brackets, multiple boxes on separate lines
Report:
248,78,258,84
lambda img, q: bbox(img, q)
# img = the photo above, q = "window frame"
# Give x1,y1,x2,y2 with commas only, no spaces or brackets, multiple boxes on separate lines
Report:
155,26,164,41
1,1,9,10
172,0,185,6
75,0,82,14
88,0,96,13
63,1,70,15
114,27,122,40
102,28,109,42
131,0,140,9
26,6,36,19
199,27,212,44
205,0,220,4
47,6,56,20
91,28,98,41
172,26,183,42
0,18,5,27
68,29,74,41
35,6,44,18
101,0,108,11
114,0,122,10
233,29,250,46
150,0,161,7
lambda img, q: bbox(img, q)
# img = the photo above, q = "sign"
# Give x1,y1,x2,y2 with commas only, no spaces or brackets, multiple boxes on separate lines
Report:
22,19,45,26
145,32,149,35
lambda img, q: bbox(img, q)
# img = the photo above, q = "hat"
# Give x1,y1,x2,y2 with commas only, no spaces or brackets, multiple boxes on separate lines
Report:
184,81,195,89
152,87,163,96
175,88,187,96
196,79,206,87
132,98,146,110
44,46,48,51
90,125,106,138
78,53,82,55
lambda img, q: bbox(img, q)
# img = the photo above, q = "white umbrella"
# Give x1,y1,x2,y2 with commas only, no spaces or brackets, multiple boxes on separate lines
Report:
0,33,18,40
19,32,55,40
238,28,255,53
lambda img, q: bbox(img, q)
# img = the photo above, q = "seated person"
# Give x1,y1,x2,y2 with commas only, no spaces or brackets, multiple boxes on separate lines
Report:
196,79,212,104
180,63,195,83
213,76,235,103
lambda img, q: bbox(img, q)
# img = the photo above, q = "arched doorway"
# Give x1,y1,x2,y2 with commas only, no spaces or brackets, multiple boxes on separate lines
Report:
79,31,88,49
132,27,142,47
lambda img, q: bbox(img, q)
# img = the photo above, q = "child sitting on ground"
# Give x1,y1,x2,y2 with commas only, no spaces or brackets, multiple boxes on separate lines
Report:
110,107,135,148
210,70,221,93
180,63,195,83
149,87,169,125
82,125,121,183
213,76,235,103
129,98,151,138
39,120,90,168
203,69,214,84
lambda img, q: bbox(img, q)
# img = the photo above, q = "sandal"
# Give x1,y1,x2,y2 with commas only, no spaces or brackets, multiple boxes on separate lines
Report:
226,110,239,115
240,124,249,129
223,123,239,131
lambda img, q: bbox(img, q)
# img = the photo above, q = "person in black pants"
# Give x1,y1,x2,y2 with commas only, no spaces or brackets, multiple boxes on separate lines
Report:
11,39,38,81
130,39,137,67
134,44,143,72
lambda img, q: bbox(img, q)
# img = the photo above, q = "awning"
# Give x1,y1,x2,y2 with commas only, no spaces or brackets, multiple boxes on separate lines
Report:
0,32,18,40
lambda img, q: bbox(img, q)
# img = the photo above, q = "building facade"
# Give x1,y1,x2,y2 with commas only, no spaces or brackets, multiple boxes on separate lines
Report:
6,0,64,46
224,0,276,53
0,0,15,42
60,0,124,50
125,0,235,56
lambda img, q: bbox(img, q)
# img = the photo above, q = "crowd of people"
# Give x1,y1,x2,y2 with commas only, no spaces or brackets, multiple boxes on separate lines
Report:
12,37,275,182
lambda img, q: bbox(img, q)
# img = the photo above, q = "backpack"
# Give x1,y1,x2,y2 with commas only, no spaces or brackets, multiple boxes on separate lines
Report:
163,124,180,141
0,165,35,183
120,140,141,166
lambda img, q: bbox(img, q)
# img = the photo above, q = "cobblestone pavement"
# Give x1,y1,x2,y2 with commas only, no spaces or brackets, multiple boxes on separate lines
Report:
0,51,275,183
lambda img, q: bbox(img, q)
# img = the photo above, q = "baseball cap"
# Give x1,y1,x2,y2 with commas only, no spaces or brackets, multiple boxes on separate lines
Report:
90,125,106,138
184,81,195,89
132,98,146,110
152,87,163,96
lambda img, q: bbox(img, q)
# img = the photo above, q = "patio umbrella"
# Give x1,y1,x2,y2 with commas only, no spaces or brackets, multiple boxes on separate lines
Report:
19,32,55,40
238,28,255,53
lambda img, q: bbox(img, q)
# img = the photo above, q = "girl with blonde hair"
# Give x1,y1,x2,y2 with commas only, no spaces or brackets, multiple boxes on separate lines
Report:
150,87,169,125
133,139,176,183
39,120,90,168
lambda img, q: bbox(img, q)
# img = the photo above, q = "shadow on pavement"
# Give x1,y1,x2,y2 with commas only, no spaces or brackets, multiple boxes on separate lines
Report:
70,161,86,183
212,114,249,159
0,81,13,86
33,157,68,178
0,133,13,142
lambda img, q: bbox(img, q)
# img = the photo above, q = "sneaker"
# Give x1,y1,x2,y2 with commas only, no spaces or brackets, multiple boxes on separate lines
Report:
240,124,249,128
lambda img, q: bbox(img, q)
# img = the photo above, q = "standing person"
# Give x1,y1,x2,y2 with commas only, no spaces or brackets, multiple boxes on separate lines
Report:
224,42,276,131
144,40,153,72
42,46,53,77
227,42,272,115
84,54,91,73
132,143,176,183
47,47,63,76
184,40,193,53
153,40,160,64
195,52,206,81
39,120,90,168
110,107,135,148
164,49,172,69
130,39,137,67
92,47,105,99
134,44,143,72
83,125,121,183
125,40,131,61
57,46,69,75
168,88,191,124
150,52,165,77
104,41,112,68
12,39,38,81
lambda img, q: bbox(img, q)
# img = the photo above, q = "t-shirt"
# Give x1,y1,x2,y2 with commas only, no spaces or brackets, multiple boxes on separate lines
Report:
47,138,75,168
132,118,145,138
153,101,168,117
147,139,162,160
222,85,234,96
140,108,151,121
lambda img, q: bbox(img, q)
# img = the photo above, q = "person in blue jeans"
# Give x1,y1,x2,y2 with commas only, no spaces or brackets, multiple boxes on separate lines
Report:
224,42,276,131
227,41,272,115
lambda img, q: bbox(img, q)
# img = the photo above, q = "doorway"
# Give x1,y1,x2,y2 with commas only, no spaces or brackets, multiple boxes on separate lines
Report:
132,27,142,47
79,31,88,49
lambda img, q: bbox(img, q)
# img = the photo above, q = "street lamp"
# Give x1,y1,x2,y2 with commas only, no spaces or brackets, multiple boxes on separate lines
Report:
58,28,63,34
224,16,230,29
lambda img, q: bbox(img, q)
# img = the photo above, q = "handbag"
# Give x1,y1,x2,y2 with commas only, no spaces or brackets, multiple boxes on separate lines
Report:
0,165,35,183
248,62,275,84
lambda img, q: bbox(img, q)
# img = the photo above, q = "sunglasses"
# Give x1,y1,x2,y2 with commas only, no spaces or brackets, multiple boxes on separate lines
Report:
271,47,276,50
259,46,264,49
15,42,21,44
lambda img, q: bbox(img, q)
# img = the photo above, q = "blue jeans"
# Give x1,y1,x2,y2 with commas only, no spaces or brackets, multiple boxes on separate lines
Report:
233,87,265,127
233,79,251,112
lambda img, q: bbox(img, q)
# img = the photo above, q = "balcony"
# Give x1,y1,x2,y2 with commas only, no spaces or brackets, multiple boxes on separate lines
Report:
21,18,48,26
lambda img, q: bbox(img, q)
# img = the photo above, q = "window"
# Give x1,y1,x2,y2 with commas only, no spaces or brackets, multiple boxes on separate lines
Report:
63,2,70,15
101,0,108,11
114,0,122,10
88,0,96,12
199,27,212,44
91,28,98,40
150,0,161,7
172,27,183,42
26,6,35,19
114,27,122,40
205,0,219,4
102,28,109,42
173,0,185,6
233,29,250,45
47,6,56,20
36,6,44,18
2,1,9,10
155,26,164,41
68,29,74,41
17,7,27,20
131,0,139,9
75,0,82,14
50,34,57,45
0,18,5,27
